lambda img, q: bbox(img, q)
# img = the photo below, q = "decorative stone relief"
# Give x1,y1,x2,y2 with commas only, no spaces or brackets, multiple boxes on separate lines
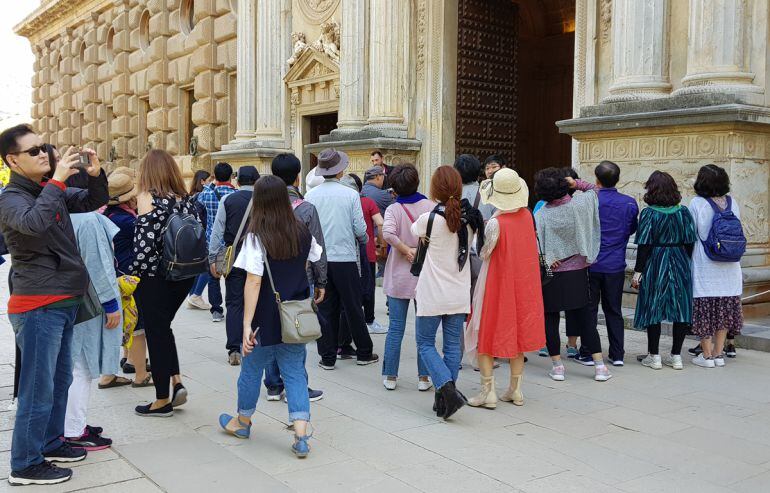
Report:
599,0,612,45
312,21,340,63
297,0,340,23
416,0,426,81
284,48,340,138
287,32,309,68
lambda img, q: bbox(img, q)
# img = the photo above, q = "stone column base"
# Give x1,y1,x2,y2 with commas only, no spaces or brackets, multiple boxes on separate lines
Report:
211,140,293,175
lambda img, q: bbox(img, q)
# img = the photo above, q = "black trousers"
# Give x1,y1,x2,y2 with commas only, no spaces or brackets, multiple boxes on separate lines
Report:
224,267,246,354
647,322,688,355
339,261,376,348
545,305,602,357
588,271,626,361
317,262,373,363
135,275,194,400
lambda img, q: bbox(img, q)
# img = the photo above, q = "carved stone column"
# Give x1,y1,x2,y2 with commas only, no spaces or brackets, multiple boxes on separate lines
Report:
603,0,671,102
677,0,758,94
336,0,368,131
234,0,257,140
254,0,291,142
367,0,407,135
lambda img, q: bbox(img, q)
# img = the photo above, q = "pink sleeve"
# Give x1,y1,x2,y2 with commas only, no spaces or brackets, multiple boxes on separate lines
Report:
383,206,402,248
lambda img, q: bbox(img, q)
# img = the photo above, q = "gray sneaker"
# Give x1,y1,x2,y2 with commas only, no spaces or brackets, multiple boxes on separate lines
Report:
367,321,388,334
212,311,224,323
228,352,241,366
662,354,683,370
639,354,662,370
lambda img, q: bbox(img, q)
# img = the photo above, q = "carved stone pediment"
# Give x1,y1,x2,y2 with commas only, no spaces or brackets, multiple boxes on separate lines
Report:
284,49,340,138
284,49,339,87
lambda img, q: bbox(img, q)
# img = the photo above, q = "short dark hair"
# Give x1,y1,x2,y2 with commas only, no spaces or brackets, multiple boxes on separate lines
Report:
271,153,301,186
595,160,620,188
371,150,383,158
388,164,419,196
0,124,36,166
561,166,579,180
348,173,363,192
534,167,570,202
484,154,508,168
694,164,730,198
454,154,481,184
213,162,233,182
643,170,681,207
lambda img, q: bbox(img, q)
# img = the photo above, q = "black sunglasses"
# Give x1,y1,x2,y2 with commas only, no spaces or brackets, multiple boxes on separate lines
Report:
8,143,52,158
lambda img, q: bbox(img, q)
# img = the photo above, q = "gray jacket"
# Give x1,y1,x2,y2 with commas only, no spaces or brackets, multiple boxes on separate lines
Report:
288,186,328,288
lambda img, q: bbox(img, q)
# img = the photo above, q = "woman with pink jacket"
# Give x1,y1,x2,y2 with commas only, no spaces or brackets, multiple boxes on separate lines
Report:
380,164,435,391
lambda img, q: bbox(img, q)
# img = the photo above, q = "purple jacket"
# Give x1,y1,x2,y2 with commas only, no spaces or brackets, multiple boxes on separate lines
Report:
590,188,639,274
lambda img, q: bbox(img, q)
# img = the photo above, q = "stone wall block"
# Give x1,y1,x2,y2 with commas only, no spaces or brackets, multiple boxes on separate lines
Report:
114,31,130,53
214,0,231,15
213,14,236,43
213,71,227,96
114,11,130,30
59,75,73,93
84,103,98,123
191,45,216,74
216,41,236,70
58,128,72,145
215,98,228,123
128,95,139,115
83,84,100,103
96,142,110,160
195,0,217,20
193,71,214,99
149,36,167,62
128,136,139,158
84,45,99,65
148,60,169,86
114,137,130,162
129,115,138,135
112,73,131,96
147,108,168,132
114,94,129,116
113,116,132,137
214,124,229,149
82,122,98,142
128,50,147,72
149,11,170,36
166,33,185,59
166,131,180,155
59,93,75,111
59,58,74,76
114,52,130,73
193,123,215,151
195,17,215,47
192,98,216,125
165,85,178,107
149,84,167,109
148,0,166,15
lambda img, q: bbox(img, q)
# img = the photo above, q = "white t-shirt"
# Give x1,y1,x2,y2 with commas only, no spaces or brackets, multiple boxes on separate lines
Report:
233,233,323,276
689,196,743,298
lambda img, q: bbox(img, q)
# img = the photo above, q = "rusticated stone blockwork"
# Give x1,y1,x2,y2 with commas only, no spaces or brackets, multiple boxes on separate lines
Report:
17,0,238,173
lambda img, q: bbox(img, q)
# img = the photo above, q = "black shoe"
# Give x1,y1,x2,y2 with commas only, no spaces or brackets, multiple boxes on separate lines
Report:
135,402,174,417
171,383,188,407
86,424,103,436
65,430,112,451
725,343,737,358
438,381,466,420
337,346,356,360
318,360,336,370
575,354,596,366
688,344,703,356
356,353,379,366
122,359,151,374
433,391,445,417
8,461,72,486
43,442,87,463
120,357,127,368
266,386,285,401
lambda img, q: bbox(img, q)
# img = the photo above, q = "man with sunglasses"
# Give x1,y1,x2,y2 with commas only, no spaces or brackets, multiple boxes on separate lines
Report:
0,124,109,486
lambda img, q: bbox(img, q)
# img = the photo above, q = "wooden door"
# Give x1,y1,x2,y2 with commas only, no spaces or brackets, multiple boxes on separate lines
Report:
308,112,338,169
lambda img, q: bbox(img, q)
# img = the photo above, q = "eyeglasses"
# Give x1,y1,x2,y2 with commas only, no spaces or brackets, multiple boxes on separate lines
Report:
8,143,51,157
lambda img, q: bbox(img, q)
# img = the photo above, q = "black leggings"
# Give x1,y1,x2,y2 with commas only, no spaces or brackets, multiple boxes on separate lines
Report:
545,305,602,357
646,322,688,355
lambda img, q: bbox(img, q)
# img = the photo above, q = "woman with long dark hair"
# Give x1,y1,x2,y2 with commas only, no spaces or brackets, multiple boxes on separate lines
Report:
632,171,697,370
187,170,212,310
411,166,484,420
218,175,321,458
132,149,204,416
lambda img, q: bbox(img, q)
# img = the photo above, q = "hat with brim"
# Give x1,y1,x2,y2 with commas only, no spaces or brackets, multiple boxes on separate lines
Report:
480,168,529,211
107,167,138,205
315,148,349,176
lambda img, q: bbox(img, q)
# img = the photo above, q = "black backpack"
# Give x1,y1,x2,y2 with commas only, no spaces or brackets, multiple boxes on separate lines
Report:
159,199,208,281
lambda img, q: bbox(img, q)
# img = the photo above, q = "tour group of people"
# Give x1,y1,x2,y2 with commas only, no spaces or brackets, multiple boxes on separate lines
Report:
0,121,746,485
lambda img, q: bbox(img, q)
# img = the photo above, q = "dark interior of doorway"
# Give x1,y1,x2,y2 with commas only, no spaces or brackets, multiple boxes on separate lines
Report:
455,0,575,194
308,112,339,169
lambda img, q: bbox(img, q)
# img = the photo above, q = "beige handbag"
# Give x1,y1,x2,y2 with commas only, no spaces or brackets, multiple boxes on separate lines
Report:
257,236,321,344
215,198,252,277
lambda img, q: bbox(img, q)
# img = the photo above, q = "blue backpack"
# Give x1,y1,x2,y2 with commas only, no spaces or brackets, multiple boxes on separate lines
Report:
702,196,746,262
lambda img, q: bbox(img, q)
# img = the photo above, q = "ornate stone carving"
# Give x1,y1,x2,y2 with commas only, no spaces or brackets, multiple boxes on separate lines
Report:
312,21,340,63
599,0,612,45
297,0,340,23
416,0,427,81
287,32,309,68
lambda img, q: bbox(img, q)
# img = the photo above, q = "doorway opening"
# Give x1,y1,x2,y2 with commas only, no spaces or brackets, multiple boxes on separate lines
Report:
305,112,338,170
455,0,575,189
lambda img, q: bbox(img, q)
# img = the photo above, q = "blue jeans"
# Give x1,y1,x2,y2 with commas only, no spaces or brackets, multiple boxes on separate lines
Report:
207,275,223,314
263,352,311,392
238,343,310,423
415,314,465,389
189,272,210,296
382,297,428,378
9,306,78,471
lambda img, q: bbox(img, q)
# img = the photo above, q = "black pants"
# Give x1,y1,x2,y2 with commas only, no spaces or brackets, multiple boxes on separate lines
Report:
545,305,602,357
588,271,626,361
317,262,373,364
224,267,246,354
338,261,376,349
647,322,688,355
135,275,194,400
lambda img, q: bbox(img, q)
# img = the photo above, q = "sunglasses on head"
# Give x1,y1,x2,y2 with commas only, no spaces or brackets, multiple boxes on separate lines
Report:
8,143,52,157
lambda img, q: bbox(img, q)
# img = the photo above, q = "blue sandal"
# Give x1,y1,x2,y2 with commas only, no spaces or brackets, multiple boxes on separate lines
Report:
218,414,251,439
292,434,311,458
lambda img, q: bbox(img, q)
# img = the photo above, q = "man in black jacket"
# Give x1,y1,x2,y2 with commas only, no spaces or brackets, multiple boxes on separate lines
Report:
0,124,109,486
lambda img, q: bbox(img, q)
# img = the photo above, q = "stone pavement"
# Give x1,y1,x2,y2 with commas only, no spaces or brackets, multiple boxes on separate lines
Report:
1,280,770,491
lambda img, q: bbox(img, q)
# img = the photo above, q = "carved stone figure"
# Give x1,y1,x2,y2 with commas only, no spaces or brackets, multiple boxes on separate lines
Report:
287,31,309,67
312,21,340,63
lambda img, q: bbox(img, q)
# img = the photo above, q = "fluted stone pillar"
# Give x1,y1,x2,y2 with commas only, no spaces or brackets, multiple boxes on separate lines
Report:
254,0,291,142
336,0,368,131
367,0,407,135
677,0,758,94
603,0,671,102
233,0,256,141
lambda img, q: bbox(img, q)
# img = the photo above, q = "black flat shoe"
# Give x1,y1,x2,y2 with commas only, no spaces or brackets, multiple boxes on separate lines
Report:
439,381,466,420
171,383,188,408
433,391,445,417
135,402,173,417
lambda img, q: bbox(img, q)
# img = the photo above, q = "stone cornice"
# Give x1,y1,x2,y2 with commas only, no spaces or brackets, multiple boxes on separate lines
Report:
14,0,112,43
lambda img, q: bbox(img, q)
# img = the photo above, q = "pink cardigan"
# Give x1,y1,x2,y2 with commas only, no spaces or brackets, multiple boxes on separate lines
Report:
382,199,436,299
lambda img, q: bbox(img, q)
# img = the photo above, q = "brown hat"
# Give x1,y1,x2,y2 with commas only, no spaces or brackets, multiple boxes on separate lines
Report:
315,148,350,176
107,167,138,205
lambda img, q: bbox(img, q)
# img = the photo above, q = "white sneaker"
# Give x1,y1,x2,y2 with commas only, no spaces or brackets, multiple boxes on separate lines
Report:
662,354,683,370
714,354,726,367
383,378,397,390
548,365,565,381
594,365,612,382
187,295,212,310
417,379,433,392
611,360,624,367
692,354,715,368
640,354,662,370
367,321,388,334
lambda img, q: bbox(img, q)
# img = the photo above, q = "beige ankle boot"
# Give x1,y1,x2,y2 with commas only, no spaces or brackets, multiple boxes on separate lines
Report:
500,374,524,406
468,375,497,409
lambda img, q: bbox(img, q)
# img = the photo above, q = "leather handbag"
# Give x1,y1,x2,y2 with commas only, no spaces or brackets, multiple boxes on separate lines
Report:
410,211,436,277
74,282,104,325
257,236,321,344
215,198,252,277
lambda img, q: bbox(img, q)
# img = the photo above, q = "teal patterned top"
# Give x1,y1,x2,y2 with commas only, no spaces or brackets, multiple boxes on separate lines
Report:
633,205,697,328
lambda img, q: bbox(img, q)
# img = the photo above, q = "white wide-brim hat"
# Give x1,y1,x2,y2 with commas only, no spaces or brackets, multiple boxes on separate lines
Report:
479,168,529,211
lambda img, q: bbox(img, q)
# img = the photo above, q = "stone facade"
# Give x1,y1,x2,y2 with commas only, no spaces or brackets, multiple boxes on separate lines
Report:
15,0,238,175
